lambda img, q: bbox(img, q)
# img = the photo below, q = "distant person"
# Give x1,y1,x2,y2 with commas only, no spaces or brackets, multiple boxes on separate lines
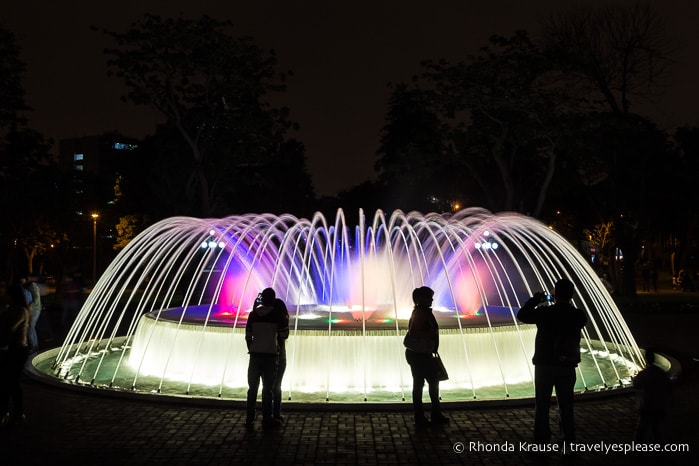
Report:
404,286,449,426
272,297,290,422
24,276,42,352
517,278,588,448
599,273,614,295
633,348,672,444
0,283,31,428
650,267,658,292
244,288,288,429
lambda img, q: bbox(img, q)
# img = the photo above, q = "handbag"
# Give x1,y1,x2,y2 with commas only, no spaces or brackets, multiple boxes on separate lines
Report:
403,333,434,354
432,352,449,381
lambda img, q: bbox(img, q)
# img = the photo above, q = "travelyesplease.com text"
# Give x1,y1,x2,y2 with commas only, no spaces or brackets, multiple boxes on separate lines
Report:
454,440,690,455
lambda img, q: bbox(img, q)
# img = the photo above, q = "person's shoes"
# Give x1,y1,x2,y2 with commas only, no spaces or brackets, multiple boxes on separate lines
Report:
273,414,284,422
414,415,430,426
262,417,282,429
431,413,450,424
244,417,255,429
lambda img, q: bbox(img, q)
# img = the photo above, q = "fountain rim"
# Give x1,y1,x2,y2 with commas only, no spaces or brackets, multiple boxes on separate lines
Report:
147,304,527,330
26,345,676,411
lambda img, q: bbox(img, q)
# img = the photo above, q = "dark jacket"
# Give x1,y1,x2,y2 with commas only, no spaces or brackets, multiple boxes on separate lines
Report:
517,299,587,366
245,303,289,355
274,298,290,359
407,306,439,353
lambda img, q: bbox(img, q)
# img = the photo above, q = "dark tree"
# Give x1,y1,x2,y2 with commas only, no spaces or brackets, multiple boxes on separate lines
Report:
415,32,571,216
556,112,671,295
542,1,675,115
0,25,57,278
0,24,28,131
102,14,313,217
667,127,699,274
375,83,452,212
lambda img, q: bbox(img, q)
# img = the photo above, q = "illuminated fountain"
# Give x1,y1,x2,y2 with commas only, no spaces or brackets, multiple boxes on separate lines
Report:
34,208,642,403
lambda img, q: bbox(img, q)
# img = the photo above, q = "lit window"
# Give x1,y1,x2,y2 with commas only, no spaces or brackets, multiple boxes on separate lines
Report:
74,153,84,161
113,142,137,150
75,164,84,171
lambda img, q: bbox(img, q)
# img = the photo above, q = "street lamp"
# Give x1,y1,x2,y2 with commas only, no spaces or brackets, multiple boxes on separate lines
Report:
91,213,99,285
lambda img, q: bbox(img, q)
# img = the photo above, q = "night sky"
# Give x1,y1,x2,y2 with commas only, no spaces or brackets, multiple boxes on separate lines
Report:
4,0,699,196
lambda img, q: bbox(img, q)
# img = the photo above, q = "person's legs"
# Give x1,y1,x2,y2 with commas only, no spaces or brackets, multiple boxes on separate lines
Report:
260,356,278,420
406,350,427,422
554,366,577,443
273,356,286,419
649,412,665,444
533,365,556,444
634,412,651,442
27,309,41,350
246,356,262,423
428,379,449,423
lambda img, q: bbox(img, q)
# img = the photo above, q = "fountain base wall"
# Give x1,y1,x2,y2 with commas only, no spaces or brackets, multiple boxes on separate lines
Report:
128,313,538,395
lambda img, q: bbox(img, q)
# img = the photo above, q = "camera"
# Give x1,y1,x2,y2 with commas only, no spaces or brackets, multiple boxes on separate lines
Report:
255,293,263,306
543,293,554,302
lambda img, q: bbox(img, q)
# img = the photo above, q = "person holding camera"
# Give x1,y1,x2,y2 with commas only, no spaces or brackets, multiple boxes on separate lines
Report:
517,278,587,449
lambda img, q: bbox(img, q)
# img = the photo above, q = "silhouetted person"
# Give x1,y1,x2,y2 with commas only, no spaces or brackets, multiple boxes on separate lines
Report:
633,348,672,444
245,288,288,429
517,278,587,447
272,297,289,422
24,276,42,352
404,286,449,426
0,283,31,428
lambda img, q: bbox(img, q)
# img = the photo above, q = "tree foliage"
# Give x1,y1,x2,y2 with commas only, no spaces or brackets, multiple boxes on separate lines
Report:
375,83,450,211
375,3,678,295
0,24,28,133
102,14,313,216
378,32,571,216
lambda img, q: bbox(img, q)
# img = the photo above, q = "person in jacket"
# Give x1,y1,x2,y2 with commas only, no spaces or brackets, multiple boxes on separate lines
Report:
517,278,587,447
272,297,290,422
245,288,289,429
404,286,449,426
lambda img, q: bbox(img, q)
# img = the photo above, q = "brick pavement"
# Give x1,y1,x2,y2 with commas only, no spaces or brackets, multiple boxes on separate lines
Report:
1,304,697,465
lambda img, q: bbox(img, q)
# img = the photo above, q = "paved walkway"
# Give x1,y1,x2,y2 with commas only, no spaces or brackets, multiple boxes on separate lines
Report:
2,303,697,465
